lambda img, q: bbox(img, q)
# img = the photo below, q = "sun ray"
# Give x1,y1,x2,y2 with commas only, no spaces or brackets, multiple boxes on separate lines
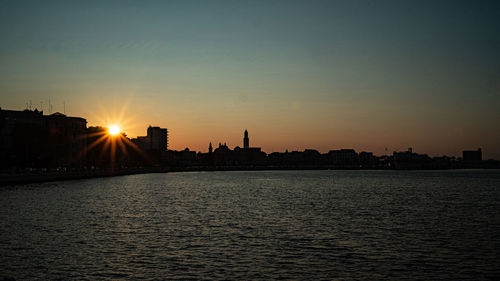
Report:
117,98,131,126
98,138,111,159
77,96,157,169
110,137,116,169
85,134,108,152
116,135,128,156
86,131,106,138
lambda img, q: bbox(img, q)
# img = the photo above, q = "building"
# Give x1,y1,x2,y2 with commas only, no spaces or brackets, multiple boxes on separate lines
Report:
0,108,87,168
463,148,482,162
1,108,44,167
212,142,234,165
327,149,359,166
392,148,431,169
243,129,249,148
162,148,197,166
44,112,87,167
147,126,168,151
203,130,266,166
132,125,168,152
359,151,376,167
235,130,266,165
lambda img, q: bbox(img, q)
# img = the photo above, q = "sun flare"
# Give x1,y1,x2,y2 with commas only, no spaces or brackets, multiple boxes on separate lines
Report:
108,125,121,136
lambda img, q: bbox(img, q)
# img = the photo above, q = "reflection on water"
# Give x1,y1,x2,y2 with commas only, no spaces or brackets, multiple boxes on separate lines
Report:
1,170,499,279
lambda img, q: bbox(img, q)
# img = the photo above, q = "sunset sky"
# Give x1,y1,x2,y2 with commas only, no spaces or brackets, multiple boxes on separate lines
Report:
1,0,499,158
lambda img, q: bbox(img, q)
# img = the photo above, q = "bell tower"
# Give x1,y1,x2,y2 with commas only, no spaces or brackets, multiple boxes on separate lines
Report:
243,129,249,149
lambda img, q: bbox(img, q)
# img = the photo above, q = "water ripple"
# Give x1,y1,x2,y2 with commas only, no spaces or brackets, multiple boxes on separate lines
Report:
1,170,499,280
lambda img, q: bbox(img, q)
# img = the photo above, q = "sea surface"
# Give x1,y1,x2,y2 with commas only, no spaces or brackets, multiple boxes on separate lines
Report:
1,170,499,280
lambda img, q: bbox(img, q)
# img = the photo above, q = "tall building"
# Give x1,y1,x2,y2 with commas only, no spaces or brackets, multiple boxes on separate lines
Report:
243,129,249,149
131,126,168,152
147,126,168,151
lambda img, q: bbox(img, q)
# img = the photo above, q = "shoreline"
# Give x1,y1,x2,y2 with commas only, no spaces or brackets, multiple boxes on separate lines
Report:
2,165,499,186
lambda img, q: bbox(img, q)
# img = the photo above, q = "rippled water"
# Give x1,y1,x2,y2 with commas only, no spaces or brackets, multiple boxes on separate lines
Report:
1,170,499,280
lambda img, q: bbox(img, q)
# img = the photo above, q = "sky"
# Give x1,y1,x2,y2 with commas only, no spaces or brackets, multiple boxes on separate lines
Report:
1,0,499,158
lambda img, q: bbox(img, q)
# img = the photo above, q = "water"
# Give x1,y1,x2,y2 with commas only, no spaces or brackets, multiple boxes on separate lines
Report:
1,170,499,280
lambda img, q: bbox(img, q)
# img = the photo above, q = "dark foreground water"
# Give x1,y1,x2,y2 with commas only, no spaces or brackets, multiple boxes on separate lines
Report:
1,170,499,280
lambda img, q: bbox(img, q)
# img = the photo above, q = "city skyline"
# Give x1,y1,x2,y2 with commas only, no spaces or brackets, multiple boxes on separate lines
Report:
2,106,492,175
1,0,499,158
2,106,491,162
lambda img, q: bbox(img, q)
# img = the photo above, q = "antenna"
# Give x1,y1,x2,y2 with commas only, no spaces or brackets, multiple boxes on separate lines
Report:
48,97,53,114
63,100,66,114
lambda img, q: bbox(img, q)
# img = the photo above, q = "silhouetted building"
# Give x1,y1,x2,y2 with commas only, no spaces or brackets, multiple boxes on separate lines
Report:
237,130,266,165
44,112,87,167
359,151,377,167
0,108,87,168
303,149,322,165
147,126,168,151
213,142,234,165
206,131,267,166
131,125,168,152
234,146,266,165
393,148,429,161
85,126,109,168
163,148,197,166
244,129,249,149
327,149,359,167
392,148,431,169
463,148,482,162
267,150,314,166
1,108,43,168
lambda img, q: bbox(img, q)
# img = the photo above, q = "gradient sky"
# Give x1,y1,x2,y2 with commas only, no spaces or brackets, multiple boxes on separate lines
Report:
1,0,499,158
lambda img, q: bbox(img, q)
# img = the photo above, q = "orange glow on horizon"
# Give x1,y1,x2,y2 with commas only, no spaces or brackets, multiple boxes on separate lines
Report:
82,126,149,169
85,96,145,138
77,97,154,168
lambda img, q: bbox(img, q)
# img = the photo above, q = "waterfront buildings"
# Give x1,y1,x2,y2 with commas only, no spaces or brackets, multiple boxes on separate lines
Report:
463,148,482,162
1,108,497,170
131,126,168,152
0,108,87,168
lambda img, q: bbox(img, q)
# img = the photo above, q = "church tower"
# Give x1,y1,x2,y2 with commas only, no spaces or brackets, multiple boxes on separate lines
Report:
243,129,249,149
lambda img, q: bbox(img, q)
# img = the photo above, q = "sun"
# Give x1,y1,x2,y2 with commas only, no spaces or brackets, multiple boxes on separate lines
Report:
108,125,121,136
